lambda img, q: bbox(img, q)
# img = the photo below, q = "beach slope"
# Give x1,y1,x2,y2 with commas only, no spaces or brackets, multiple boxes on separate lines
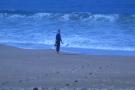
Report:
0,44,135,89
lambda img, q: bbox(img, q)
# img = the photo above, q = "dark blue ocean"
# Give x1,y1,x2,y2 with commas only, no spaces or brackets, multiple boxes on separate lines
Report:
0,0,135,55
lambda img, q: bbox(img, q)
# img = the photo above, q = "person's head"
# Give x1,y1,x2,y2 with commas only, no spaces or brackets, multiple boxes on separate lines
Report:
57,29,61,34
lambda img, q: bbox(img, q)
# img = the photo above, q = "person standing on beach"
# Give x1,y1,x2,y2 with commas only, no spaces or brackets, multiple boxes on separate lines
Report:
55,29,63,54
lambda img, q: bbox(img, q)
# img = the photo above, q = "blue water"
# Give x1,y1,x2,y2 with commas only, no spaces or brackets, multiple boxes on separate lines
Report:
0,0,135,13
0,0,135,55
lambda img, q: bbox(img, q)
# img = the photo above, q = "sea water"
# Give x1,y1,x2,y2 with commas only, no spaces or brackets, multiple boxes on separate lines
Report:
0,0,135,55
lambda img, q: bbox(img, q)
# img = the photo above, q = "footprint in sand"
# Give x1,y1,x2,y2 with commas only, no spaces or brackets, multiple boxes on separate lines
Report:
65,83,70,86
56,71,60,74
81,65,85,69
80,88,88,90
84,76,88,79
106,65,109,68
46,73,48,76
89,73,93,75
99,66,102,69
87,64,90,66
19,80,23,83
1,81,8,86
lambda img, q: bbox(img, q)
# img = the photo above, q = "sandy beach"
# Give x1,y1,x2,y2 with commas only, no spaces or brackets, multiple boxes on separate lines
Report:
0,44,135,90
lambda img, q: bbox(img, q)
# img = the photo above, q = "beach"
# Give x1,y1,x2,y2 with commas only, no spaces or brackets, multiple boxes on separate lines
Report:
0,0,135,90
0,44,135,90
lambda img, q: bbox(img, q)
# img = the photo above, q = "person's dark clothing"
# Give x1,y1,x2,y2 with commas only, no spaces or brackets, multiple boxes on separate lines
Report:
56,44,60,53
56,33,62,44
55,33,62,52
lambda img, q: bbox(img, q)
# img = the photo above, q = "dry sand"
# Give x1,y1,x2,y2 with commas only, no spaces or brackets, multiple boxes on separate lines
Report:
0,44,135,90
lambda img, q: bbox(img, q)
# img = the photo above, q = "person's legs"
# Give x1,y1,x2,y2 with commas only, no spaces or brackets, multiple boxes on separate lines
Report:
56,44,60,54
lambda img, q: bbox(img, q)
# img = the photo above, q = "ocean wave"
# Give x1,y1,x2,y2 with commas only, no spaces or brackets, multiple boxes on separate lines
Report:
0,11,135,52
1,12,134,24
0,12,120,22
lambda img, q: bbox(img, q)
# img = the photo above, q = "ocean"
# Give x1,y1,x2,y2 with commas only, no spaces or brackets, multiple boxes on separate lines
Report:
0,0,135,55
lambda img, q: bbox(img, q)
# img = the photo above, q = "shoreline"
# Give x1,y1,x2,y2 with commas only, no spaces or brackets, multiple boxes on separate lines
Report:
2,43,135,56
0,44,135,89
61,47,135,56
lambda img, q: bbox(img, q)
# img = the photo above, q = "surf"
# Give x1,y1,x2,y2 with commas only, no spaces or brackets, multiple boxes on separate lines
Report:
0,11,135,52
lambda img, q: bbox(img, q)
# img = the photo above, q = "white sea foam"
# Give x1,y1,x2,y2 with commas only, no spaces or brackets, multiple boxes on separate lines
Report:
0,12,119,22
0,12,135,52
62,14,70,21
33,13,51,18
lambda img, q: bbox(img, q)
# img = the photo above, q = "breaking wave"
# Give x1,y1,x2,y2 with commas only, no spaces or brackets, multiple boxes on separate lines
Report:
0,11,135,51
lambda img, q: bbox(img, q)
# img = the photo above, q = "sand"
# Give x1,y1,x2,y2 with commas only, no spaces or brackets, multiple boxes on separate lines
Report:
0,44,135,90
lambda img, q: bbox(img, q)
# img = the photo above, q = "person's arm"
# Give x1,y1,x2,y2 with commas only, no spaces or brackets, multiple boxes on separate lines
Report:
61,40,63,44
55,34,57,46
60,34,63,44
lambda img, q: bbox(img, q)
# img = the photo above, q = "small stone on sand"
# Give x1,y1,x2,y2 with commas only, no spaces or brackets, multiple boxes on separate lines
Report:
33,87,38,90
74,80,78,83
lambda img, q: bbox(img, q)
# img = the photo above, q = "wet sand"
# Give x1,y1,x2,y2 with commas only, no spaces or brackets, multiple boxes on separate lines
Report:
0,44,135,89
